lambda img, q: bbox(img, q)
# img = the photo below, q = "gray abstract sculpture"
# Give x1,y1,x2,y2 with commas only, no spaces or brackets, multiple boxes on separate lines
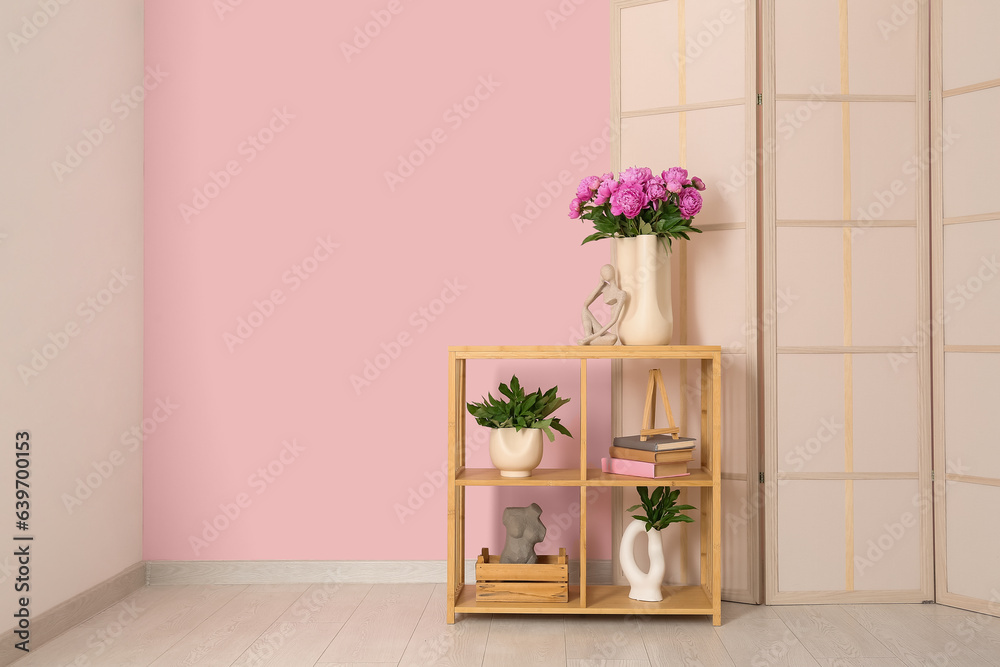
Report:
500,502,546,564
579,264,626,345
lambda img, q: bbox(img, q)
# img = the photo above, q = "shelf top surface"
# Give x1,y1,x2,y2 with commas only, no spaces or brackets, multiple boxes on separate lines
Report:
456,467,715,486
449,345,722,360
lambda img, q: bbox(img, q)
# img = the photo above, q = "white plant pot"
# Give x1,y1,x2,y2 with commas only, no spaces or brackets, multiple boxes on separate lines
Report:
619,519,666,602
614,235,673,346
489,428,544,478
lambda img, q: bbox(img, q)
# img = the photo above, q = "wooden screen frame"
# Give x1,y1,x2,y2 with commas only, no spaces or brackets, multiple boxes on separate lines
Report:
930,0,1000,617
609,0,762,605
761,0,934,604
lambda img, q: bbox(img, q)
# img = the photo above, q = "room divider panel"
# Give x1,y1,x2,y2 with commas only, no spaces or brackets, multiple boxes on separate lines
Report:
930,0,1000,617
610,0,760,604
761,0,933,603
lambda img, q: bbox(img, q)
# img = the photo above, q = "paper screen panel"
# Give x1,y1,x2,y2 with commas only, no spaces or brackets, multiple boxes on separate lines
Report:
942,221,1000,346
851,227,919,346
933,0,1000,616
776,354,846,474
765,0,930,603
849,103,918,221
777,480,847,591
942,0,1000,90
620,1,679,113
686,104,747,224
613,0,758,602
683,0,746,105
774,100,845,220
944,353,1000,480
686,229,747,347
620,114,680,172
941,88,1000,220
852,354,920,473
721,354,749,474
945,481,1000,601
776,227,844,347
722,478,751,594
853,480,922,590
846,0,918,96
774,0,840,95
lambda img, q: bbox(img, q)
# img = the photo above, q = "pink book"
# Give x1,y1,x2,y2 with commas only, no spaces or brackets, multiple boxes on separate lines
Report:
601,457,691,479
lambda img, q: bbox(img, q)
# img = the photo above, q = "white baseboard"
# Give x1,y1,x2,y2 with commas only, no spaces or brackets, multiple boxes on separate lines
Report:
0,561,144,667
147,559,614,586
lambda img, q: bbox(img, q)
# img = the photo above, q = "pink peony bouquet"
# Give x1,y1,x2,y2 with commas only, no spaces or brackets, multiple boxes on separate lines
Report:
569,166,706,246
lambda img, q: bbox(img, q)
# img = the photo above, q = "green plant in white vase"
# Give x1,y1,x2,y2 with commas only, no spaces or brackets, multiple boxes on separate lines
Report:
467,375,572,478
621,486,697,602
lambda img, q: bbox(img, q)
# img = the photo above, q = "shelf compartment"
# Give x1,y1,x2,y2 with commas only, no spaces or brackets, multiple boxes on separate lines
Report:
456,468,584,486
455,584,713,615
586,467,714,486
584,585,713,614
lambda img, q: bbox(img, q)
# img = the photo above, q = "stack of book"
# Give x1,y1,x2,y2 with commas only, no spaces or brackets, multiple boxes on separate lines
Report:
601,435,697,479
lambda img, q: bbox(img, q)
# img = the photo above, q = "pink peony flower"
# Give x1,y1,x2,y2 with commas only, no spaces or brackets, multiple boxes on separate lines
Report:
585,175,601,190
666,180,682,194
644,177,667,202
620,166,652,184
662,167,688,186
597,178,618,200
593,192,609,205
691,176,706,191
576,181,592,199
610,184,646,219
678,188,702,218
569,197,583,219
601,172,614,182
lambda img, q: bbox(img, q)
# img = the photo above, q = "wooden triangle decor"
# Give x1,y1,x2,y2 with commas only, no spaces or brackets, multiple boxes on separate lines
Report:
640,368,680,441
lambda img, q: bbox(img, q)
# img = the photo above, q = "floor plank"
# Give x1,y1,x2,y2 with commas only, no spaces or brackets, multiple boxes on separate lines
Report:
317,583,434,663
926,612,1000,664
146,587,303,666
276,583,372,624
815,659,907,666
566,661,651,667
229,621,340,666
844,604,996,666
773,605,893,658
716,618,821,666
723,600,780,621
482,615,566,667
397,584,491,667
640,616,735,666
563,616,649,661
13,585,244,667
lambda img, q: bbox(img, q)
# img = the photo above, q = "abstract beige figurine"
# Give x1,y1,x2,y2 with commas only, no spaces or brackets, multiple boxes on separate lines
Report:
579,264,625,345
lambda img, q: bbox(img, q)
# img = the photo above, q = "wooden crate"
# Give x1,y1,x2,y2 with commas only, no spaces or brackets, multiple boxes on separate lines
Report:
475,547,569,603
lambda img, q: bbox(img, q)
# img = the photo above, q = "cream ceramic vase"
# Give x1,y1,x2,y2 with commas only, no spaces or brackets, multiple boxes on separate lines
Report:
619,519,666,602
614,236,673,346
489,428,544,478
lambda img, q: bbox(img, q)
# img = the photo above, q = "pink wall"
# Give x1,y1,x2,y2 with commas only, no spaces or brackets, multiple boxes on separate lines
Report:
143,0,613,560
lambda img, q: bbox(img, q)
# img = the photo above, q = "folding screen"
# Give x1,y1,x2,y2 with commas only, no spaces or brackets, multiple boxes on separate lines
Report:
761,0,933,603
931,0,1000,616
610,0,760,603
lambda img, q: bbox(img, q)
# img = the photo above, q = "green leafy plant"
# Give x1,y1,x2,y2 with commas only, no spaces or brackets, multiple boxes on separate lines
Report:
466,375,573,442
627,486,696,532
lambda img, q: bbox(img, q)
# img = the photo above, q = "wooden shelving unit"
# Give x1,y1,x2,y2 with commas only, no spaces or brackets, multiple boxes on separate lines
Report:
447,346,722,625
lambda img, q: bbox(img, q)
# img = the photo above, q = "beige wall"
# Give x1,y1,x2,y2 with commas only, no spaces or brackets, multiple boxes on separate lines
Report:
0,0,143,618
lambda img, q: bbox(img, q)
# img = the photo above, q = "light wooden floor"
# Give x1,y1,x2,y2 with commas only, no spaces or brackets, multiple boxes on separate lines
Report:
12,583,1000,666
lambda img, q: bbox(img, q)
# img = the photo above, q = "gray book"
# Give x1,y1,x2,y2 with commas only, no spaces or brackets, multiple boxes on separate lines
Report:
612,435,698,452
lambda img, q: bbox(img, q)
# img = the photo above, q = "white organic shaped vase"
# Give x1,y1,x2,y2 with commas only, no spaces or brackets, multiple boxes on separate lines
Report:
614,235,673,346
489,428,544,478
619,519,666,602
